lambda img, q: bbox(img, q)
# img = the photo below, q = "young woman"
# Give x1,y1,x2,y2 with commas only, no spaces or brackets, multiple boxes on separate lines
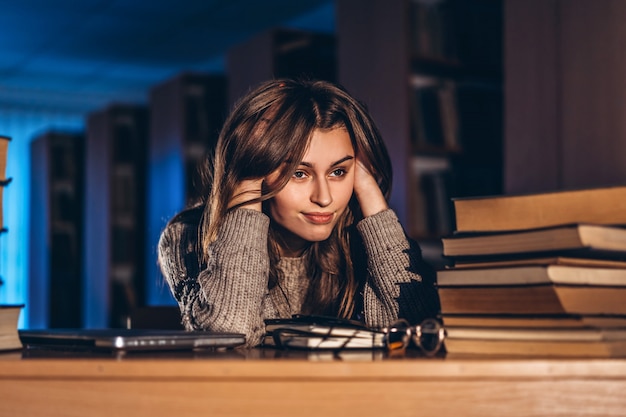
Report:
158,78,440,347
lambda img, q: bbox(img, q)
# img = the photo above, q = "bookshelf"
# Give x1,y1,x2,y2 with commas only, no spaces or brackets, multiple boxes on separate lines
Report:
336,0,503,265
29,131,84,328
227,27,336,106
146,73,227,306
84,105,148,328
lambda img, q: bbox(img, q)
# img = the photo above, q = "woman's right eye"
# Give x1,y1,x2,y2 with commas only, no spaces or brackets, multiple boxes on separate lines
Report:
293,170,307,179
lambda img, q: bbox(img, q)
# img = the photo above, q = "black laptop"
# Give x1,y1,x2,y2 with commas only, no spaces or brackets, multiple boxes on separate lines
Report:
19,328,246,351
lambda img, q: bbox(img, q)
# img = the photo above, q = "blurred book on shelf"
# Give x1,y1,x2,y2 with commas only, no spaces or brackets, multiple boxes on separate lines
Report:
0,305,23,351
0,135,11,232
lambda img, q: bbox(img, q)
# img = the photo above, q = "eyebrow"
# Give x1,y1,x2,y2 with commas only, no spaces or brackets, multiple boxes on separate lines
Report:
299,155,354,168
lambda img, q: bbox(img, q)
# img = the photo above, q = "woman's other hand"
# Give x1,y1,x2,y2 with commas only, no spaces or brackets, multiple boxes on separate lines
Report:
228,178,264,211
354,160,388,217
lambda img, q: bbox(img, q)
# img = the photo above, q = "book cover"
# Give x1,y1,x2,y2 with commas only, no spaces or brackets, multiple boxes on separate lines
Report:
437,264,626,286
451,256,626,269
444,326,626,358
441,224,626,259
0,305,24,351
438,285,626,315
441,314,626,329
452,186,626,233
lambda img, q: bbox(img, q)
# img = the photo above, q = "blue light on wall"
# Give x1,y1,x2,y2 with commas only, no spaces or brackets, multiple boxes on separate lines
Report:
0,108,84,328
145,149,183,306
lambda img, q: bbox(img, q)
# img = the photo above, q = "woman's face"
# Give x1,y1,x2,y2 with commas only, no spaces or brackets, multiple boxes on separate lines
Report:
268,127,355,257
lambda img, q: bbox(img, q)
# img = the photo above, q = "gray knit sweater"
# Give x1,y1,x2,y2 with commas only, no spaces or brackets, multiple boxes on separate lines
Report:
158,208,439,346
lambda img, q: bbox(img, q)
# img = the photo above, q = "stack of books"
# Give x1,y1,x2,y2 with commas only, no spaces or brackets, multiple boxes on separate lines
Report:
437,186,626,357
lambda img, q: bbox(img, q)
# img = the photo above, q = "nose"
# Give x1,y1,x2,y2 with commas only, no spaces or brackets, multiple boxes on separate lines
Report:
311,177,332,207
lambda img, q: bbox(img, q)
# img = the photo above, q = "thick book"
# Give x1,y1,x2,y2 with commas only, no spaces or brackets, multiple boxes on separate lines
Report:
441,224,626,260
452,186,626,233
265,315,386,350
442,314,626,328
444,326,626,357
0,305,23,351
438,285,626,315
437,264,626,286
452,256,626,269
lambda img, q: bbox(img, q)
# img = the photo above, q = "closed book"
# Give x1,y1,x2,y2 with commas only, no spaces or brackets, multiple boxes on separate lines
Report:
452,256,626,270
452,186,626,233
438,285,626,315
437,264,626,286
442,314,626,329
441,224,626,260
444,326,626,357
0,305,23,351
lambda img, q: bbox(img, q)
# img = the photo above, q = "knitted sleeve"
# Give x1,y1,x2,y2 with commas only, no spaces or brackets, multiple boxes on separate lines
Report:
356,209,440,327
158,208,270,346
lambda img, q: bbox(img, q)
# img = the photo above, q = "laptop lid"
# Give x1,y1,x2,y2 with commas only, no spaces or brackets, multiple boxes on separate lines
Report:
19,329,246,351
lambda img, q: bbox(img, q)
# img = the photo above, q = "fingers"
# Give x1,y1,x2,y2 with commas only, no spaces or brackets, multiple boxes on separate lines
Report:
354,159,377,192
228,178,264,211
353,159,388,217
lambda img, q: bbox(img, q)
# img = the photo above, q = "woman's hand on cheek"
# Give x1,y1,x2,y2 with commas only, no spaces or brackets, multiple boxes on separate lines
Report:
354,160,388,218
228,178,264,211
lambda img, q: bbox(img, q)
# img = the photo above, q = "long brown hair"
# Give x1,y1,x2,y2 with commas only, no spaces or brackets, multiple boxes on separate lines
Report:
196,78,392,318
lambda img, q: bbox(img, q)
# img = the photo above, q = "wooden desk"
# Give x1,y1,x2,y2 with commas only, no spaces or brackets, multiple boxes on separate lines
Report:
1,349,625,417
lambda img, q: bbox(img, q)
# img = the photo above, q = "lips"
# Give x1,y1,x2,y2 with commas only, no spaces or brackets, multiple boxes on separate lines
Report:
303,212,334,224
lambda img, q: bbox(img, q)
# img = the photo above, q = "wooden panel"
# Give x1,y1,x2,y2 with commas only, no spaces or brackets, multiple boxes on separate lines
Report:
560,0,626,188
504,0,560,194
505,0,626,193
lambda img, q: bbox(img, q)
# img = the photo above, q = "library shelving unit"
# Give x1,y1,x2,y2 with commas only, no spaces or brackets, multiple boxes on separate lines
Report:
146,72,227,306
29,131,84,328
337,0,503,267
227,27,336,106
84,104,148,328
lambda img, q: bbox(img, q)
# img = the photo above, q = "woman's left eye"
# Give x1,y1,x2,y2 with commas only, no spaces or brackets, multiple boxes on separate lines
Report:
330,168,346,177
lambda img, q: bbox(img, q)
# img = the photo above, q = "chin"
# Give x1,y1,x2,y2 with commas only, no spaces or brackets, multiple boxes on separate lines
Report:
300,227,334,243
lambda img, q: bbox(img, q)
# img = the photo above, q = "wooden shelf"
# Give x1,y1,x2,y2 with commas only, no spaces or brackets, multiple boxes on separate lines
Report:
84,104,148,328
29,131,84,328
146,72,227,306
337,0,503,251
